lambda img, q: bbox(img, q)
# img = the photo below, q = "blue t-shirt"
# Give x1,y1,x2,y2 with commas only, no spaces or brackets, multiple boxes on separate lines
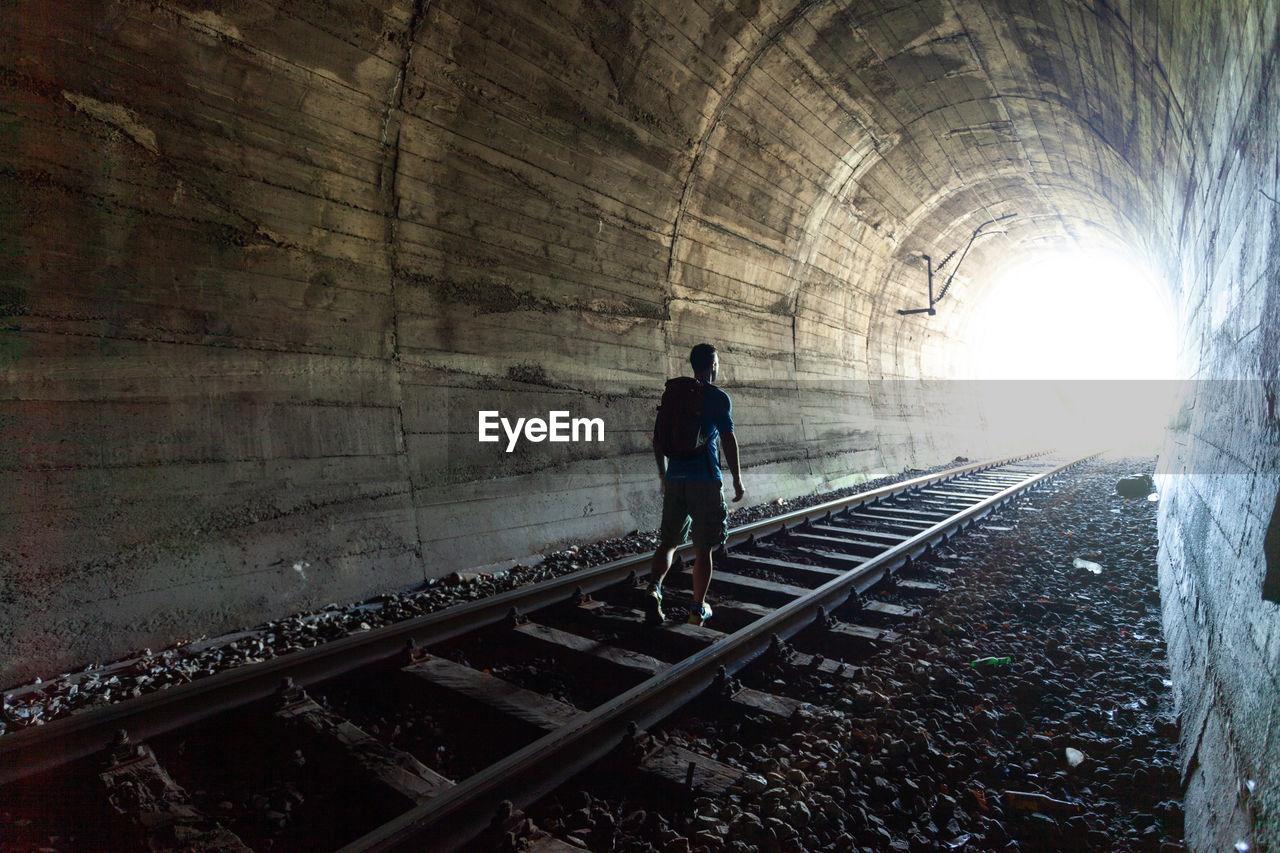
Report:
664,383,733,483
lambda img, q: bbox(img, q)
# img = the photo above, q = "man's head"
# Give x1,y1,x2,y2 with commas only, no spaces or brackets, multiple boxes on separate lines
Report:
690,343,718,381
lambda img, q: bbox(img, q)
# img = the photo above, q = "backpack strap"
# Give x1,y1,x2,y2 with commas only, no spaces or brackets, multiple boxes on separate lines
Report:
702,388,717,478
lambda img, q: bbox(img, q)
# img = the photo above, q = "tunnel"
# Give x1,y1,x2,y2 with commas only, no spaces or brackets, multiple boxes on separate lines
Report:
2,0,1278,847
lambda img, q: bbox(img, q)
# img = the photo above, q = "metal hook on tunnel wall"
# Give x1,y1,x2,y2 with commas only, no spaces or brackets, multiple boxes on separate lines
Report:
898,212,1017,317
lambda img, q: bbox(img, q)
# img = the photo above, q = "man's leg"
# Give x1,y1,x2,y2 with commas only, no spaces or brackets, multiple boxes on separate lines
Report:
643,546,674,623
647,484,689,624
685,482,727,625
690,546,713,605
650,546,676,586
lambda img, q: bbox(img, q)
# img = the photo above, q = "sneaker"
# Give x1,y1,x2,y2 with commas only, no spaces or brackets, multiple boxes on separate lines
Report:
686,600,713,626
642,583,665,625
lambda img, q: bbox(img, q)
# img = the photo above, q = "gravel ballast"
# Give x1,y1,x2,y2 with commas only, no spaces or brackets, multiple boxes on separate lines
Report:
530,454,1182,852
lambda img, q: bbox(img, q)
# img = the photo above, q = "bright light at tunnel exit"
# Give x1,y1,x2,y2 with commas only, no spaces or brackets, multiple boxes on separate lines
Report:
971,248,1177,380
965,248,1180,455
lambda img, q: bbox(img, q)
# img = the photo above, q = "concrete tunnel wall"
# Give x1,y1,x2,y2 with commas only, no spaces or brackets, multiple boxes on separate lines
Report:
1,0,1278,847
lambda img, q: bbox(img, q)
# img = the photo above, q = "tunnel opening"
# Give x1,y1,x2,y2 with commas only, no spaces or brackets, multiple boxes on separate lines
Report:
945,245,1181,457
969,247,1177,381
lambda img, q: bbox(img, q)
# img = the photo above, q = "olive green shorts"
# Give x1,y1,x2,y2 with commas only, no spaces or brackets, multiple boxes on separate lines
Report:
658,481,729,549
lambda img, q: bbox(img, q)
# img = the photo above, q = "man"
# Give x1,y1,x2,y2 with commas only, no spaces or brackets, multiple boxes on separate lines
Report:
645,343,745,625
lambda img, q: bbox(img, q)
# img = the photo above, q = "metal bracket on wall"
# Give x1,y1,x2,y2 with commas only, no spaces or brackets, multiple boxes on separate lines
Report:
898,212,1017,317
897,253,937,316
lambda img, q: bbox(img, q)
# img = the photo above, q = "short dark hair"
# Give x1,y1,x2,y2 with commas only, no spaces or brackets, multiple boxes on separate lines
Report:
690,343,717,372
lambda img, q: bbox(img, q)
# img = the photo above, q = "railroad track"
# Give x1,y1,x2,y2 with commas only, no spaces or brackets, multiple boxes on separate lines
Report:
0,451,1092,852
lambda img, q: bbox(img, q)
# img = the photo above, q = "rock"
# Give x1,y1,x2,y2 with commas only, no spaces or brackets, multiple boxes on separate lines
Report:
691,814,726,836
728,813,770,846
693,830,723,848
566,808,594,832
765,816,795,841
870,776,894,803
997,710,1027,735
1116,475,1154,498
1072,557,1103,574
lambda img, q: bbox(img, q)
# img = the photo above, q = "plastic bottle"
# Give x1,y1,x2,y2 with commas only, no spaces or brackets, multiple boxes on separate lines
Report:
969,656,1011,668
1003,790,1084,815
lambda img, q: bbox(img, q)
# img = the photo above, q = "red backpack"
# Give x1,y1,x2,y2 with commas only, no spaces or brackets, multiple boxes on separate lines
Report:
654,377,709,461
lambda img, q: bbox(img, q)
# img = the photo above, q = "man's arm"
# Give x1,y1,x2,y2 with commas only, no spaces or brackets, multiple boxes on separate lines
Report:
721,431,744,502
653,439,667,484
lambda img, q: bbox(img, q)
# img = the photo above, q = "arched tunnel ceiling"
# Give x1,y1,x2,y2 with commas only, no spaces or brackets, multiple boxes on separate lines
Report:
657,0,1184,378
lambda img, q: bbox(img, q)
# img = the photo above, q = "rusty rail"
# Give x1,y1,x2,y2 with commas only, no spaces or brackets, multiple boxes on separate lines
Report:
342,451,1095,851
0,451,1052,786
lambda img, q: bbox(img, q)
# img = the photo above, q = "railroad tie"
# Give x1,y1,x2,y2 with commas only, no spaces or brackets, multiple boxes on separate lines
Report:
514,621,815,720
726,599,901,645
858,506,951,522
403,653,581,732
98,732,252,852
786,651,861,681
845,512,935,530
791,546,871,570
839,515,930,536
513,621,668,677
661,621,726,643
828,623,903,645
274,680,453,802
788,530,883,555
637,742,742,797
723,552,846,582
698,569,812,604
862,600,922,619
406,641,747,799
922,488,1006,499
895,579,944,595
727,687,813,720
806,523,911,544
915,498,974,512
